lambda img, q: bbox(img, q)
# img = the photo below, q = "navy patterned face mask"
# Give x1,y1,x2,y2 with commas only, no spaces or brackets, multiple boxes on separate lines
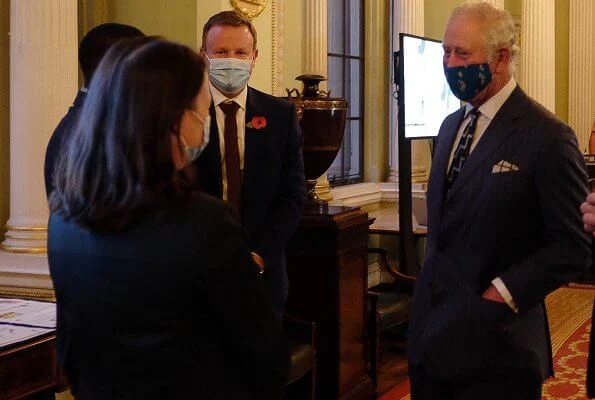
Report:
443,63,492,102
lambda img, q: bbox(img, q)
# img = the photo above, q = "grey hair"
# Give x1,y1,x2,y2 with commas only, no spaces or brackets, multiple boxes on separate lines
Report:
448,1,520,74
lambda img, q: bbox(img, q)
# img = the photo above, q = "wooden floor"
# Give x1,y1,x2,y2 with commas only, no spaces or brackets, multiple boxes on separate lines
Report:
376,346,409,396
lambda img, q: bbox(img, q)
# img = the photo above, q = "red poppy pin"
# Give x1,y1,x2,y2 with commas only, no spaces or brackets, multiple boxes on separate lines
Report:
247,116,267,129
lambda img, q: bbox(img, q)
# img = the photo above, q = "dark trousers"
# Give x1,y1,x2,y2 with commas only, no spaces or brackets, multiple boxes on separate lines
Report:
409,364,542,400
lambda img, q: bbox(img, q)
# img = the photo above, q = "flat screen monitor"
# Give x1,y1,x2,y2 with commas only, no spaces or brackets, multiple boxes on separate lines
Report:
399,33,461,139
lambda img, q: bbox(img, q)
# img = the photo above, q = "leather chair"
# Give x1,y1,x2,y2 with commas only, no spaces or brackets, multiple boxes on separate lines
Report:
284,313,316,400
366,247,416,391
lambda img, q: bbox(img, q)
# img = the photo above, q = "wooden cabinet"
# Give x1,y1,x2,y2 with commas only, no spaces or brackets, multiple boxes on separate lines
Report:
286,206,373,400
0,334,66,400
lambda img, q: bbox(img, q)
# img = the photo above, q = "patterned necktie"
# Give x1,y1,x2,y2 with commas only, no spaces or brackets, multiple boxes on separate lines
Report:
446,108,480,189
219,101,242,214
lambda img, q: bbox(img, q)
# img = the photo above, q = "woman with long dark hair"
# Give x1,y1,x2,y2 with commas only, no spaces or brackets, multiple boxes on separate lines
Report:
48,38,288,400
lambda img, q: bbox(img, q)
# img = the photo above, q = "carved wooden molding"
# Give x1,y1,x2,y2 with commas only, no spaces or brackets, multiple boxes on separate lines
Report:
271,0,284,96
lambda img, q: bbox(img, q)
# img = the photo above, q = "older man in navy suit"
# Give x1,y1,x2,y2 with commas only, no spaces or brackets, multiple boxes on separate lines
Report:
195,11,306,320
408,2,590,399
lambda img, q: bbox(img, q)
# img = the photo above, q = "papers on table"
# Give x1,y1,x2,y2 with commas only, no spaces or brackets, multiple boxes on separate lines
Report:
0,298,56,349
0,298,56,328
0,324,54,349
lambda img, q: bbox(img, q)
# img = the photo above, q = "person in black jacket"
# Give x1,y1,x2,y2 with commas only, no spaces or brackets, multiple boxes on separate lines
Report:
44,23,144,198
48,37,288,400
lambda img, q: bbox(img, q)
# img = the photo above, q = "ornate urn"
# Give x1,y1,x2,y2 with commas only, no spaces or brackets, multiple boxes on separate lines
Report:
286,74,348,212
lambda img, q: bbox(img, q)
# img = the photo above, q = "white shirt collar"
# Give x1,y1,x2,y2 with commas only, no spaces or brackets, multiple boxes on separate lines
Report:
209,82,248,110
465,77,517,120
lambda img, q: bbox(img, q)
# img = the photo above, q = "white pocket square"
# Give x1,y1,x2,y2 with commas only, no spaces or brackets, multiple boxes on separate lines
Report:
492,160,519,173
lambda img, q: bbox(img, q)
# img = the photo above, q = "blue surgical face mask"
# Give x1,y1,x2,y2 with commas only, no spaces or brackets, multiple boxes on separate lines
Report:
181,111,210,163
206,55,252,94
443,62,492,102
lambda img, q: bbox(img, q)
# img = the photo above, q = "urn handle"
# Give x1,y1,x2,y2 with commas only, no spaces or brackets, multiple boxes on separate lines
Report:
295,74,332,98
285,88,304,121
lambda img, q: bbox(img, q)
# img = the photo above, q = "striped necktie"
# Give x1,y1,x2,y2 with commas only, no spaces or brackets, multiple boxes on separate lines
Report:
446,108,480,189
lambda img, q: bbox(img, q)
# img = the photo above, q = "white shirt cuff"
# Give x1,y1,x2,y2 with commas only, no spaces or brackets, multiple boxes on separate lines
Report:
491,277,518,313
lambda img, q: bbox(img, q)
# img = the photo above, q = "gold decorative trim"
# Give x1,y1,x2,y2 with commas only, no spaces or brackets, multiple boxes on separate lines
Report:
5,232,47,240
285,98,348,121
230,0,269,21
271,0,284,96
0,243,47,254
0,285,55,302
0,270,51,280
290,99,349,110
6,224,47,232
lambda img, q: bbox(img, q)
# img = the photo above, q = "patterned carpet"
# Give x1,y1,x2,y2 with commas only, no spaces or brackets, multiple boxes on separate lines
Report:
380,287,595,400
542,287,594,399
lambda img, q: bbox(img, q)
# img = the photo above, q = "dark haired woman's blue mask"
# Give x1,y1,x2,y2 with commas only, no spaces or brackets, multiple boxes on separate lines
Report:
181,112,211,163
443,62,492,102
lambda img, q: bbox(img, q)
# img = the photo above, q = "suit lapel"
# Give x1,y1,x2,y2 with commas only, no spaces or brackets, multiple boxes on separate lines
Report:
209,101,219,147
444,87,526,205
244,87,263,188
429,108,466,214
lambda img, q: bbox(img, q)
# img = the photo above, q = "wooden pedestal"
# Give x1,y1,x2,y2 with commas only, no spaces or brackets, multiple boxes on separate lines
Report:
286,206,374,400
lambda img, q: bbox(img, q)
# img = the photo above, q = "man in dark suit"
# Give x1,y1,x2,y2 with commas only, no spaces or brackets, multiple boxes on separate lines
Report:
44,23,144,198
408,3,591,399
196,11,306,319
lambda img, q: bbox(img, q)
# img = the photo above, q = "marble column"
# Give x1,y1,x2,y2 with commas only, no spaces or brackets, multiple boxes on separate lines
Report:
520,0,556,113
0,0,77,299
388,0,427,184
568,0,593,151
303,0,332,201
303,0,328,81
